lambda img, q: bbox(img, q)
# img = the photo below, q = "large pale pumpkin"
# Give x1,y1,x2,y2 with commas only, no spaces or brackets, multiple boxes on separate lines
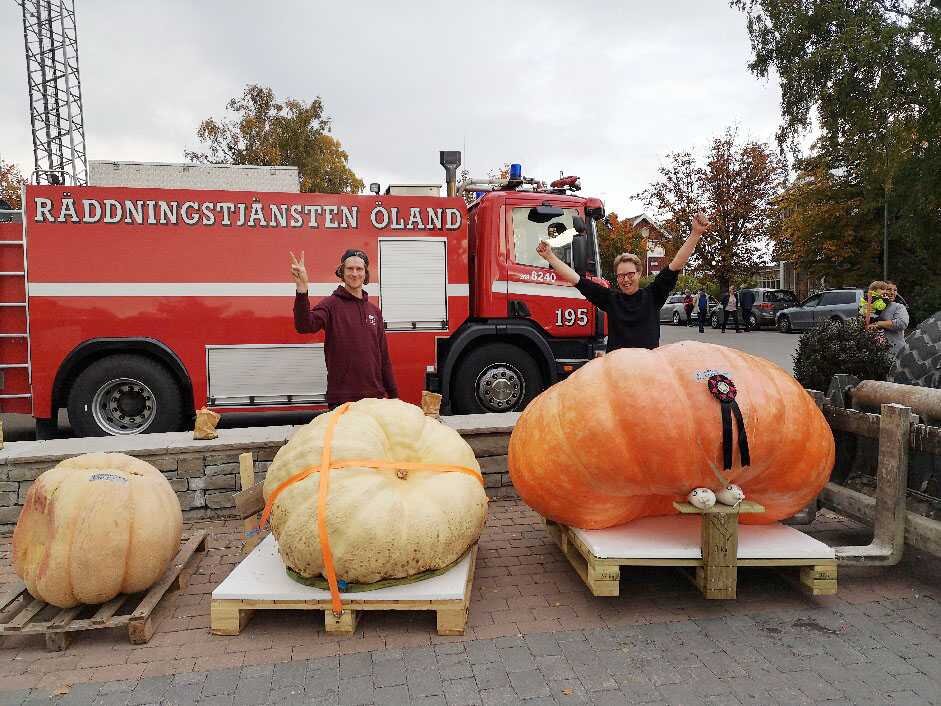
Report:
509,341,834,528
264,398,487,584
12,453,183,608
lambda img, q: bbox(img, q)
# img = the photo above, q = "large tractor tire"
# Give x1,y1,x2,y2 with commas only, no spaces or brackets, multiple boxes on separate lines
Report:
890,311,941,388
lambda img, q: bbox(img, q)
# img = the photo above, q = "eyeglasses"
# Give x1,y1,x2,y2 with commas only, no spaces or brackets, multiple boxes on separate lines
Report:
616,272,638,280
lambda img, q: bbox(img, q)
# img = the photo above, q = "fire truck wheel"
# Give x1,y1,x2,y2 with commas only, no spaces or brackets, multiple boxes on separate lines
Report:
451,343,544,414
67,355,184,436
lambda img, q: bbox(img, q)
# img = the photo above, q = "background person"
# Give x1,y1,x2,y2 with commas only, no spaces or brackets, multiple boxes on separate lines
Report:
697,287,709,333
536,213,711,351
739,287,756,331
721,285,741,333
291,248,398,409
683,290,694,327
867,280,910,355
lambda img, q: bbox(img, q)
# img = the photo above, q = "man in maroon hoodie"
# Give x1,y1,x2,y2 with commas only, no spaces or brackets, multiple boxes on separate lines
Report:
290,248,397,408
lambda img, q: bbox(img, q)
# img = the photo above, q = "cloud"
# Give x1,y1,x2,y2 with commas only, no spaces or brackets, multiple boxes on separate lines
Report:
0,0,782,215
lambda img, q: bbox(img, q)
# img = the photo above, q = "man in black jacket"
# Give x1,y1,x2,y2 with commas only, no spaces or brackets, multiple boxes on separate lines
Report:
536,214,711,351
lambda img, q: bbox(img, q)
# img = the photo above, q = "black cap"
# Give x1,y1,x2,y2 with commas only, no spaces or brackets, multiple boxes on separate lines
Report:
339,249,369,267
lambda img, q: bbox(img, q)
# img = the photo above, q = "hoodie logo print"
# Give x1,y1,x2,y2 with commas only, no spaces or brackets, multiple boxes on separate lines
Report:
367,314,377,327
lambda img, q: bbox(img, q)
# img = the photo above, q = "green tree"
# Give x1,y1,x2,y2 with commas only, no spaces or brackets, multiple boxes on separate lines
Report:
0,158,25,209
635,128,787,291
733,0,941,324
186,84,363,194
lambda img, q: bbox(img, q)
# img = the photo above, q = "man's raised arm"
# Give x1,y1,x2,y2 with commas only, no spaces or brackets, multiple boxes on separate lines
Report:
536,241,580,285
669,213,710,271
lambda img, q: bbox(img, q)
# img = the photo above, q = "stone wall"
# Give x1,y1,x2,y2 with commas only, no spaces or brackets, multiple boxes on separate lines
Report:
0,412,519,532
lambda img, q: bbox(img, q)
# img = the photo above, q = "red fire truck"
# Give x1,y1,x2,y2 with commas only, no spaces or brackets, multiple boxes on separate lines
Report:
0,154,607,436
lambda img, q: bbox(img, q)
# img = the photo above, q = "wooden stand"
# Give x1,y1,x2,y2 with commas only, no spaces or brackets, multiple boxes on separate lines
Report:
672,500,764,599
220,449,477,637
210,536,475,636
0,531,207,650
547,511,838,600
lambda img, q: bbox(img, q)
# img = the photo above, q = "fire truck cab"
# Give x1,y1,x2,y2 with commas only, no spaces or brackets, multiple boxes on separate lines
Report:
0,155,607,436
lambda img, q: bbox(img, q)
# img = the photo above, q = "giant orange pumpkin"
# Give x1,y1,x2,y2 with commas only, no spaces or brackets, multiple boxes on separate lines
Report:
508,341,834,528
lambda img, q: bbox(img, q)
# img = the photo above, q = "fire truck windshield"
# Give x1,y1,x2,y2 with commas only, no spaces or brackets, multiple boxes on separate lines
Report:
512,207,581,268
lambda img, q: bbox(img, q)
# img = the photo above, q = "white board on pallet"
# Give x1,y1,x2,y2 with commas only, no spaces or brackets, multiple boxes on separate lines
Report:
212,534,472,602
571,516,835,560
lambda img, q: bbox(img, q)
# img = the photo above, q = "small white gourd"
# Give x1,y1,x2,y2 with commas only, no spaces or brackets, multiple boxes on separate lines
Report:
687,487,716,510
716,484,745,507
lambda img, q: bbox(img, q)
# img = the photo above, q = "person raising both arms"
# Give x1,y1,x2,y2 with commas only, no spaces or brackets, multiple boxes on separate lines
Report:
536,214,711,351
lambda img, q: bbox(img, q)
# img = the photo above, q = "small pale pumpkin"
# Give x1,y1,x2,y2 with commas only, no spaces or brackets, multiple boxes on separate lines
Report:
12,453,183,608
264,398,487,584
508,341,835,528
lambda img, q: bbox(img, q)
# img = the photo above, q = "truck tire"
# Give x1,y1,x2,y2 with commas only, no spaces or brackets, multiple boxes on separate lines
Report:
451,343,545,414
890,311,941,388
67,354,185,436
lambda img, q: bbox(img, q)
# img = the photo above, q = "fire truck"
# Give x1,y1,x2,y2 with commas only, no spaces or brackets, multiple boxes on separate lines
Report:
0,153,607,436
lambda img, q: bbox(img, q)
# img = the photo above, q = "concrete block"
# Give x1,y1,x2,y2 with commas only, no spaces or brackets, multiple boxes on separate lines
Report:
256,447,281,462
0,505,21,524
466,433,510,458
479,455,509,475
177,490,206,510
0,491,17,506
17,482,32,503
146,456,179,471
168,478,188,492
9,465,47,481
0,482,18,492
189,475,236,491
205,491,235,509
204,453,240,466
204,462,239,477
177,457,205,477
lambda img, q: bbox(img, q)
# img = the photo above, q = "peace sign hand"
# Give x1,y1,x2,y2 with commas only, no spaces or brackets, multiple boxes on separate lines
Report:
290,251,309,292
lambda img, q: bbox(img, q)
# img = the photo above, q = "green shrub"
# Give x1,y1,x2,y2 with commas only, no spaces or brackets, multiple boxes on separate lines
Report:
793,318,894,391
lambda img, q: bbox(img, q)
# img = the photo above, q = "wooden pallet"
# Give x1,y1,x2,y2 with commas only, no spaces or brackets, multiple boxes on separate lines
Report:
217,451,477,636
547,516,837,600
210,538,476,636
0,531,208,650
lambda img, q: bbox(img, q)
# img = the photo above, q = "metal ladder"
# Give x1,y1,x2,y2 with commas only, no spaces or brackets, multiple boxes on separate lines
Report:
0,209,31,411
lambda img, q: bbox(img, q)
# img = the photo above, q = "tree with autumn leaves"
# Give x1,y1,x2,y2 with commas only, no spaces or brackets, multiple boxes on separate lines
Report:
734,0,941,324
0,158,25,210
186,84,363,194
633,128,787,291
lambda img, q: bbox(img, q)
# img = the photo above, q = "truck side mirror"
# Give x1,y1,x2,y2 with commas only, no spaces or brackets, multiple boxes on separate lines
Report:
573,234,590,275
572,215,586,234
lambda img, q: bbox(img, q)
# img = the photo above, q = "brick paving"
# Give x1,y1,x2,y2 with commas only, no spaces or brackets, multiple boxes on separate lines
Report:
0,500,939,705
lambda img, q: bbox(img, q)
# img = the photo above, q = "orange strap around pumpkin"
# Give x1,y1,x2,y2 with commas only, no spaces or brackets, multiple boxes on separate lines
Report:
257,403,485,617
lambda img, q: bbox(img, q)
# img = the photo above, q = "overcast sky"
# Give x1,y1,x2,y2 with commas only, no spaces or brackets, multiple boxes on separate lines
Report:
0,0,783,216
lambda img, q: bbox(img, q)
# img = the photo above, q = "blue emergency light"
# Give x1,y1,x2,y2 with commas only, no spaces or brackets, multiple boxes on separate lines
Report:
509,163,522,180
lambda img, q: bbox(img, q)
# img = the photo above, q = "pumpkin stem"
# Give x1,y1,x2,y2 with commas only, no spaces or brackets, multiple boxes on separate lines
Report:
395,469,408,480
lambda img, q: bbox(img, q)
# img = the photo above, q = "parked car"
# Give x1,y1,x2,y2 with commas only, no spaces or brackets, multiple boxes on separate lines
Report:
776,289,863,333
659,294,719,325
709,288,798,329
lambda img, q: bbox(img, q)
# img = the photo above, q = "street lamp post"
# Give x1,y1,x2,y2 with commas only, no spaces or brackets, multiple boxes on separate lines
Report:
883,184,889,282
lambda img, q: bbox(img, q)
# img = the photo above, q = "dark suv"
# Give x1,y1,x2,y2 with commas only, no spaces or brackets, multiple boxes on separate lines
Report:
710,288,798,330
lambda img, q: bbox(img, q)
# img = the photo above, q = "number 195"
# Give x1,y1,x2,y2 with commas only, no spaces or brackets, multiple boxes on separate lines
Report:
555,308,588,326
